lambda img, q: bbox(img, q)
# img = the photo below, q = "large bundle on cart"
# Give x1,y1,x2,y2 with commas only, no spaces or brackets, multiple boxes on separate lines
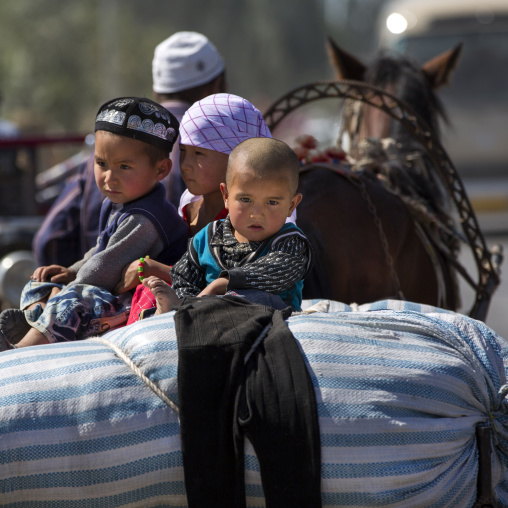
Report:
0,299,506,507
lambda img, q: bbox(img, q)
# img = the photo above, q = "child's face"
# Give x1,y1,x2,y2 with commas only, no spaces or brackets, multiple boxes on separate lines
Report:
220,165,302,243
179,144,229,197
94,131,170,204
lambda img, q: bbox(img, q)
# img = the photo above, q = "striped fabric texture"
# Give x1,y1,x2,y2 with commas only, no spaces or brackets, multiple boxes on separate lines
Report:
0,299,507,507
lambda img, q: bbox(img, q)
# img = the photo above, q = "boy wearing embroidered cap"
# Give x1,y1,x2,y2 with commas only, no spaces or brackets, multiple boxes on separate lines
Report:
32,32,225,271
0,97,188,350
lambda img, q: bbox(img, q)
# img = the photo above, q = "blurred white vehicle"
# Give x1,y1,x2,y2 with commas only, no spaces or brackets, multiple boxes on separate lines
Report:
377,0,508,181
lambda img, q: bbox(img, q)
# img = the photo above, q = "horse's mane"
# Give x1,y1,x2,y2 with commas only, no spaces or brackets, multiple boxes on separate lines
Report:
363,51,448,139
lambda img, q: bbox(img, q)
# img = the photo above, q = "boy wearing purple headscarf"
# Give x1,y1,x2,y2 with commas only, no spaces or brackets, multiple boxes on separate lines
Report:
177,93,274,231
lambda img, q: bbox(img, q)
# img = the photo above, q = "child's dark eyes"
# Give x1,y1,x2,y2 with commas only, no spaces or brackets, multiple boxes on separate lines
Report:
237,198,279,205
95,161,131,170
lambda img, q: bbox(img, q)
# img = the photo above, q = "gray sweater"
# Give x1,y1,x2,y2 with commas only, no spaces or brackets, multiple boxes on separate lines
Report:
67,206,164,293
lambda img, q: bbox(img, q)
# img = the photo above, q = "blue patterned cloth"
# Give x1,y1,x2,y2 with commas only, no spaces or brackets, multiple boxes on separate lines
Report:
21,280,132,341
0,299,507,507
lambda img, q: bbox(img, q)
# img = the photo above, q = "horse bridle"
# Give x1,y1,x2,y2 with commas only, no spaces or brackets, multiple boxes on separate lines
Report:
337,98,363,156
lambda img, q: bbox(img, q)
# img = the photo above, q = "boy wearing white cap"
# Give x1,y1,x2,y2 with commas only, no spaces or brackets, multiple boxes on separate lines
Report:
152,31,227,206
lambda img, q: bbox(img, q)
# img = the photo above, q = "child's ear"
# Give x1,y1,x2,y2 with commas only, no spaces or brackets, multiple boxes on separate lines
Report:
220,183,229,208
156,158,172,181
288,193,302,216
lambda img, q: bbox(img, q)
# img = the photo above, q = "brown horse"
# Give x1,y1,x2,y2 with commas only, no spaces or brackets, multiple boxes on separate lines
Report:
269,39,467,311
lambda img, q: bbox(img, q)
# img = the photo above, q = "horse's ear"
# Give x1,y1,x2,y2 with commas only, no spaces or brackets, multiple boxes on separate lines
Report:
421,43,463,89
326,36,366,81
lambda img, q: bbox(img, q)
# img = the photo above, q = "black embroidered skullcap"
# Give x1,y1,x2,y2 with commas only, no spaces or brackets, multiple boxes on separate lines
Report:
95,97,179,153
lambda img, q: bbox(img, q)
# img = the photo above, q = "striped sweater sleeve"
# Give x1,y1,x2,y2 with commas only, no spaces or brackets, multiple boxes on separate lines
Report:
223,230,312,294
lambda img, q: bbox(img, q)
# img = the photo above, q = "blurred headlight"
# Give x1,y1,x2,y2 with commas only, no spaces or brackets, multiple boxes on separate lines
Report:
387,12,408,34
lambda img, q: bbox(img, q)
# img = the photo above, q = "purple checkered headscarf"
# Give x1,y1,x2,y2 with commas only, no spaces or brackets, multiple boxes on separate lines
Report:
179,93,271,154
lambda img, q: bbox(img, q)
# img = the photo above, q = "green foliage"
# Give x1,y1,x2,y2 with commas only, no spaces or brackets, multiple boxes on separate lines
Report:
0,0,330,134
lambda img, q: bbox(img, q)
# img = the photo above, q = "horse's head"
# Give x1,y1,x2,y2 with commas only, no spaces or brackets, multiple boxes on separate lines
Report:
326,37,463,227
327,37,462,146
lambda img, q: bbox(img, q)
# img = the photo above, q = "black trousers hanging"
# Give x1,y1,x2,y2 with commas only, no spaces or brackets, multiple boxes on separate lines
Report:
175,295,322,508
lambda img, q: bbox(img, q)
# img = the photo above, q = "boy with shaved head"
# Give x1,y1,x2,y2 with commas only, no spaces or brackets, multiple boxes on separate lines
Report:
143,137,312,313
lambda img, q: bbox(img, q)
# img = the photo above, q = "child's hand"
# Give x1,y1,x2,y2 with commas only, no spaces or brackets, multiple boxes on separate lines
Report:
114,258,172,294
198,277,229,297
31,265,76,284
114,259,142,294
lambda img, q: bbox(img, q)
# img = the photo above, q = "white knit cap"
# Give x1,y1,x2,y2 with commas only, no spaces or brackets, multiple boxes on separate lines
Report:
152,32,225,94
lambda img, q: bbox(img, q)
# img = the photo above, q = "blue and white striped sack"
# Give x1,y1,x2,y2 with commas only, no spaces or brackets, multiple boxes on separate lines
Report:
1,299,507,507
